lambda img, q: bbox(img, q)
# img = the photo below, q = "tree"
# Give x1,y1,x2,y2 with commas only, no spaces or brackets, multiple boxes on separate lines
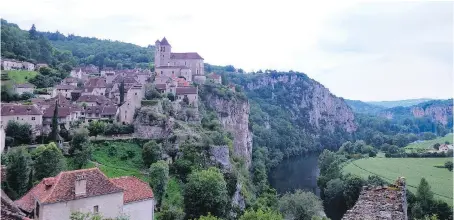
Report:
69,128,92,169
342,174,365,209
142,141,162,168
444,161,453,171
5,120,32,146
149,160,169,206
239,209,284,220
278,189,324,220
323,178,347,220
29,24,38,40
51,101,59,142
317,150,343,192
87,120,105,138
416,178,434,211
119,79,125,104
197,213,221,220
32,142,66,181
184,167,228,219
433,143,440,150
167,93,175,101
6,147,32,198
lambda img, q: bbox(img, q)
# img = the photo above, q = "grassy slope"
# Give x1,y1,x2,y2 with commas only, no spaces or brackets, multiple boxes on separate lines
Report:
343,157,453,205
4,70,38,84
405,133,453,150
91,141,148,182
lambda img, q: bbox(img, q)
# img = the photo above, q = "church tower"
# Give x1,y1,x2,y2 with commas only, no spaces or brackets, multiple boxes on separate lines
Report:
155,37,172,67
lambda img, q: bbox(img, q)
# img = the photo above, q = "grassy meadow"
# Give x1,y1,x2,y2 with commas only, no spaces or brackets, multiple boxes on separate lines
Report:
4,70,38,84
343,157,453,205
405,133,453,151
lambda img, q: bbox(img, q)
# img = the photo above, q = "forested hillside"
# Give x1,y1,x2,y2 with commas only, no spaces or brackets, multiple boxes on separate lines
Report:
368,98,433,108
1,19,154,70
345,99,385,114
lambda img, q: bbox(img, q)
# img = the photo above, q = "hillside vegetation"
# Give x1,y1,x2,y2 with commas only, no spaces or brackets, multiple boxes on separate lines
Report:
368,98,434,108
343,157,453,205
3,70,39,84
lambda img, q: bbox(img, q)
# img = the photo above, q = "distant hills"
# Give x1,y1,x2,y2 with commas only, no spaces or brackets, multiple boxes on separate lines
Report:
344,99,385,115
366,98,434,108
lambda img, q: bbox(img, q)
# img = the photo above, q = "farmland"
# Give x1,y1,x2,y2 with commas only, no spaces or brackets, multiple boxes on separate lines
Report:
405,133,453,151
343,157,453,205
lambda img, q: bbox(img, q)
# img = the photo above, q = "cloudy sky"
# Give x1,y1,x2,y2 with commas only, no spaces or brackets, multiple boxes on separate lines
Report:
2,0,453,101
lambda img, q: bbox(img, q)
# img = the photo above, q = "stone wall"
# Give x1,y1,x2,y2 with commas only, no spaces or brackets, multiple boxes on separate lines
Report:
342,177,407,220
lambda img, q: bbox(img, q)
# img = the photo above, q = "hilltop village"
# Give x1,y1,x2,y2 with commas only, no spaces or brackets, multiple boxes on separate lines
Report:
0,38,227,220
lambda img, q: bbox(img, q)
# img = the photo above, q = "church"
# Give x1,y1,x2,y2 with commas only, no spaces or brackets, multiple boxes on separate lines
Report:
154,37,206,83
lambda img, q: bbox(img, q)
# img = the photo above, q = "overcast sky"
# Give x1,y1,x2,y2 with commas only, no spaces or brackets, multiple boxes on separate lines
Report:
2,0,453,101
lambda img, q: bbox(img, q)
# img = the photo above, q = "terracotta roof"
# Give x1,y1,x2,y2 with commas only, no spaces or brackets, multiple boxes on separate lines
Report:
62,77,78,84
1,105,42,116
176,87,197,95
1,189,30,220
42,105,72,118
15,83,35,89
77,95,109,104
160,37,171,46
56,85,76,90
101,106,118,116
171,52,203,60
15,168,123,212
155,84,167,90
84,77,107,88
110,176,154,204
209,73,221,79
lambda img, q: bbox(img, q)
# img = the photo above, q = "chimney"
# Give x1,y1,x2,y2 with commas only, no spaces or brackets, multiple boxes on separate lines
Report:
75,174,87,196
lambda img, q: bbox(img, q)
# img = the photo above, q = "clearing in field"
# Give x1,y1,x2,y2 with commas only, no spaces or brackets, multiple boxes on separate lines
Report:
343,157,453,205
4,70,39,84
405,133,453,151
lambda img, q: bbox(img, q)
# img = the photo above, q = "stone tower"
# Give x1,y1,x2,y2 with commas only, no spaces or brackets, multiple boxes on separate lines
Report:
155,37,172,67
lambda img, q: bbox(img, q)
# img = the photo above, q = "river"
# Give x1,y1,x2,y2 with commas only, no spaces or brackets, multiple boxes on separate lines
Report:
268,154,320,196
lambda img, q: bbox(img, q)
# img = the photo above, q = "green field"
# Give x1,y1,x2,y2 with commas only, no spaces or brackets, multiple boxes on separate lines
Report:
405,133,453,150
343,157,453,205
3,70,38,84
91,141,149,182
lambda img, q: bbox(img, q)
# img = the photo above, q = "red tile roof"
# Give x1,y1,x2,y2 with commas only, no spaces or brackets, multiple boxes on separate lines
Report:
1,105,42,116
56,85,76,90
15,168,123,213
176,87,197,95
77,95,109,104
110,176,154,204
84,77,107,88
155,84,166,90
171,52,203,60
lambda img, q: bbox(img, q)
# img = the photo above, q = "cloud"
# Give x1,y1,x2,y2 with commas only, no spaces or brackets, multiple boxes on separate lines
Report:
1,0,451,101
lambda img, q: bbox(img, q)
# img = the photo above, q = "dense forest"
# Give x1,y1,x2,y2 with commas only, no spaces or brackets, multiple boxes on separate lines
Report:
1,19,154,70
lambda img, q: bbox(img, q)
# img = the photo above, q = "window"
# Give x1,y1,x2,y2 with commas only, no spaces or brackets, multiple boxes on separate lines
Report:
32,117,36,120
135,93,137,95
93,205,99,213
17,117,19,120
36,202,40,217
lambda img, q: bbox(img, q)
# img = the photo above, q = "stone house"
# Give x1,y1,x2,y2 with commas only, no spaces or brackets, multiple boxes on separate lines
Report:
175,87,198,105
14,168,155,220
42,104,82,131
35,63,48,70
1,59,24,70
53,85,76,99
22,62,35,71
154,37,205,83
83,77,107,96
83,105,118,123
438,144,453,153
0,104,43,135
76,94,112,107
61,77,79,87
208,73,222,84
14,83,36,95
118,85,145,124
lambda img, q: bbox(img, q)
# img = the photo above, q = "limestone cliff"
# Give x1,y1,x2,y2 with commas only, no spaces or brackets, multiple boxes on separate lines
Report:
201,91,253,167
241,73,357,133
379,99,453,125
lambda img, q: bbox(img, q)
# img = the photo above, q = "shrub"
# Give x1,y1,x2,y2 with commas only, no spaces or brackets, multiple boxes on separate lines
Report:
141,100,159,106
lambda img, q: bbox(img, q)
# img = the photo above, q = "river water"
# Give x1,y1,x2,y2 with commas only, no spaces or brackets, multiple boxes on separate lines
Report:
268,154,320,196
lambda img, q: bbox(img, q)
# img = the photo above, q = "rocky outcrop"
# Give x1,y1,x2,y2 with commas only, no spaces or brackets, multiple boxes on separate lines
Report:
203,94,253,167
410,105,453,125
244,73,357,133
342,177,407,220
209,145,232,171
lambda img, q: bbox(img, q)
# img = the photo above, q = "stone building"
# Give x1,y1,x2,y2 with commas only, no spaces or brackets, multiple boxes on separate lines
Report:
342,177,407,220
14,83,36,95
0,104,43,135
15,168,155,220
154,37,205,83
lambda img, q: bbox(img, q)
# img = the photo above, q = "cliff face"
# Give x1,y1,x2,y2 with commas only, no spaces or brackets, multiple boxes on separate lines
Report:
245,74,357,133
203,93,253,167
379,99,453,125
